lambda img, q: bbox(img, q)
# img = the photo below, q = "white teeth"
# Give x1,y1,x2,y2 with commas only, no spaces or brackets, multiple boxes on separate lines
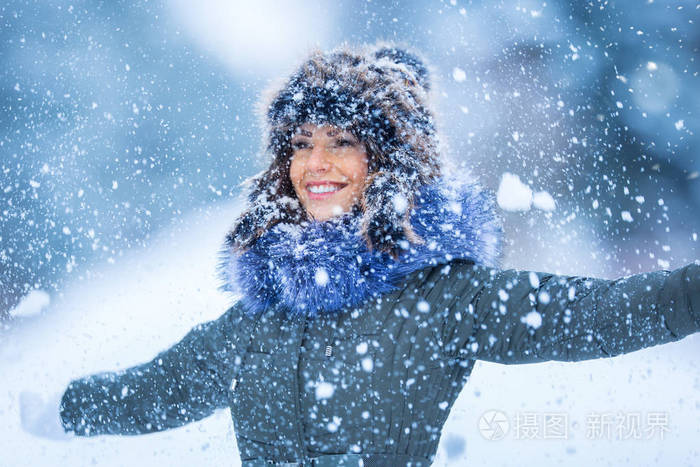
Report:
308,184,341,194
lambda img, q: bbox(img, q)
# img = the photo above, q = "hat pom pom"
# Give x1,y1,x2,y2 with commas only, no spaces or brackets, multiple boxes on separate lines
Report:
373,46,430,92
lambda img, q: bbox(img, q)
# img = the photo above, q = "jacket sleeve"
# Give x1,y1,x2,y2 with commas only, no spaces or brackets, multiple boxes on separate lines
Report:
60,303,247,436
433,260,699,364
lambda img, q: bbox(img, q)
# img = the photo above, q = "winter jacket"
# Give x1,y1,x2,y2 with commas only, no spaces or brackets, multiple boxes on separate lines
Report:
60,182,700,466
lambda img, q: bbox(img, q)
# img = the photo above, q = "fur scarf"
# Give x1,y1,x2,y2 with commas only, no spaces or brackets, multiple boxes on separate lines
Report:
220,179,502,316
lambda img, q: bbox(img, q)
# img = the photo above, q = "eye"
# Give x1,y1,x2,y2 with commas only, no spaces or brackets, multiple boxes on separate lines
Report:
291,140,311,151
335,138,357,147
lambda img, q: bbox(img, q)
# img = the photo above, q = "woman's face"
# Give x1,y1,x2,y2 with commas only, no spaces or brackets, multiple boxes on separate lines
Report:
289,123,369,221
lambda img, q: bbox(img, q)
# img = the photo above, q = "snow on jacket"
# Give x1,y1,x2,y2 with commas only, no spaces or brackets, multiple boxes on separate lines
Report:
60,181,700,466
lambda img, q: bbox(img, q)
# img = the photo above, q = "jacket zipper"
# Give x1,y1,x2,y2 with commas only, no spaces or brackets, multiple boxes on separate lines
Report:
289,314,307,461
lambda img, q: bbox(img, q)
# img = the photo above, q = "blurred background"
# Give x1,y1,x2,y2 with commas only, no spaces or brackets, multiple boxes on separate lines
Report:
0,1,699,466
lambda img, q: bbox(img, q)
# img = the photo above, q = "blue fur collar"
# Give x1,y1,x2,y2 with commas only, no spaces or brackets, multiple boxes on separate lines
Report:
220,180,502,316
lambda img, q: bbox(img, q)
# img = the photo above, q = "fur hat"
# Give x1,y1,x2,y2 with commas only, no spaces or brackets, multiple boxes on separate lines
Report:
227,43,442,253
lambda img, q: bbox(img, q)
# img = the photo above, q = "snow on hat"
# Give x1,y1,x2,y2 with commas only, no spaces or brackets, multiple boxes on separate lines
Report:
228,43,442,253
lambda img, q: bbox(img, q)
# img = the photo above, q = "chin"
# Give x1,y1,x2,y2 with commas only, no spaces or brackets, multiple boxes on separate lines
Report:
310,212,337,221
308,204,347,221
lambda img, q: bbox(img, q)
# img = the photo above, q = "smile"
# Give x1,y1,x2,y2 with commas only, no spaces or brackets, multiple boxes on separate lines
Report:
306,182,347,197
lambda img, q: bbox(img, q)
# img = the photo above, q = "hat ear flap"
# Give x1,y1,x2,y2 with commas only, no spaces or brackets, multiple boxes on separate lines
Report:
227,160,303,251
361,172,421,254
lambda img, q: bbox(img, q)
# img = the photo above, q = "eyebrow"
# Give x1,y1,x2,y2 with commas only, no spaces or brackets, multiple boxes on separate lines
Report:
294,129,313,138
292,127,357,140
327,129,357,140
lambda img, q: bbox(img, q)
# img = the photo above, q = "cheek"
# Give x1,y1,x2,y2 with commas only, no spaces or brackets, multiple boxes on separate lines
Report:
347,157,368,184
288,158,304,192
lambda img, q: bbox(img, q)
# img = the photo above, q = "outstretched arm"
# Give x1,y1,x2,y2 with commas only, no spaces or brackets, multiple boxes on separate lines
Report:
434,261,699,364
60,304,247,436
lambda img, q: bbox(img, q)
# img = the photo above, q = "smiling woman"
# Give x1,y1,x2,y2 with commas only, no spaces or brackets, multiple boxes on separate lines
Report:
289,124,368,221
20,43,700,467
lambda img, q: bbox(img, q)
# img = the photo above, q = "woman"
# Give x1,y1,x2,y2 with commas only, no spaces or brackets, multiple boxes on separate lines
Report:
29,44,699,466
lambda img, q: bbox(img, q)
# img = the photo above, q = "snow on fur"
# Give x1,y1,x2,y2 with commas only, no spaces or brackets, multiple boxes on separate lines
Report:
220,179,502,316
228,44,443,254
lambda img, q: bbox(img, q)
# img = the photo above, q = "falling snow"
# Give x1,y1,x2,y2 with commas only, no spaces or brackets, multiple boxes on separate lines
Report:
452,67,466,82
496,173,532,211
532,191,556,212
522,310,543,329
314,268,330,287
315,382,335,400
1,2,698,467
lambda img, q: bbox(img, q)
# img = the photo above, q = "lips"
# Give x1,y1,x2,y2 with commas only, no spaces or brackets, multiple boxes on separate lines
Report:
305,181,347,199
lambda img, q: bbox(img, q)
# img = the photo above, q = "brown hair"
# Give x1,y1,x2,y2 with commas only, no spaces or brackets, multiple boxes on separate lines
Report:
225,44,442,254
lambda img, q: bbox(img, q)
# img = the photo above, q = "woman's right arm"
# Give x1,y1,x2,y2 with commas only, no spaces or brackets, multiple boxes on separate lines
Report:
60,303,247,436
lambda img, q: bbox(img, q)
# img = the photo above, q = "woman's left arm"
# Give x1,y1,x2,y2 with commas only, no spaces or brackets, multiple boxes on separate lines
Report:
433,260,699,364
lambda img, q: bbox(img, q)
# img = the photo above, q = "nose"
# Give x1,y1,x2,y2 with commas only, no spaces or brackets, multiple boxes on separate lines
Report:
306,144,331,173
